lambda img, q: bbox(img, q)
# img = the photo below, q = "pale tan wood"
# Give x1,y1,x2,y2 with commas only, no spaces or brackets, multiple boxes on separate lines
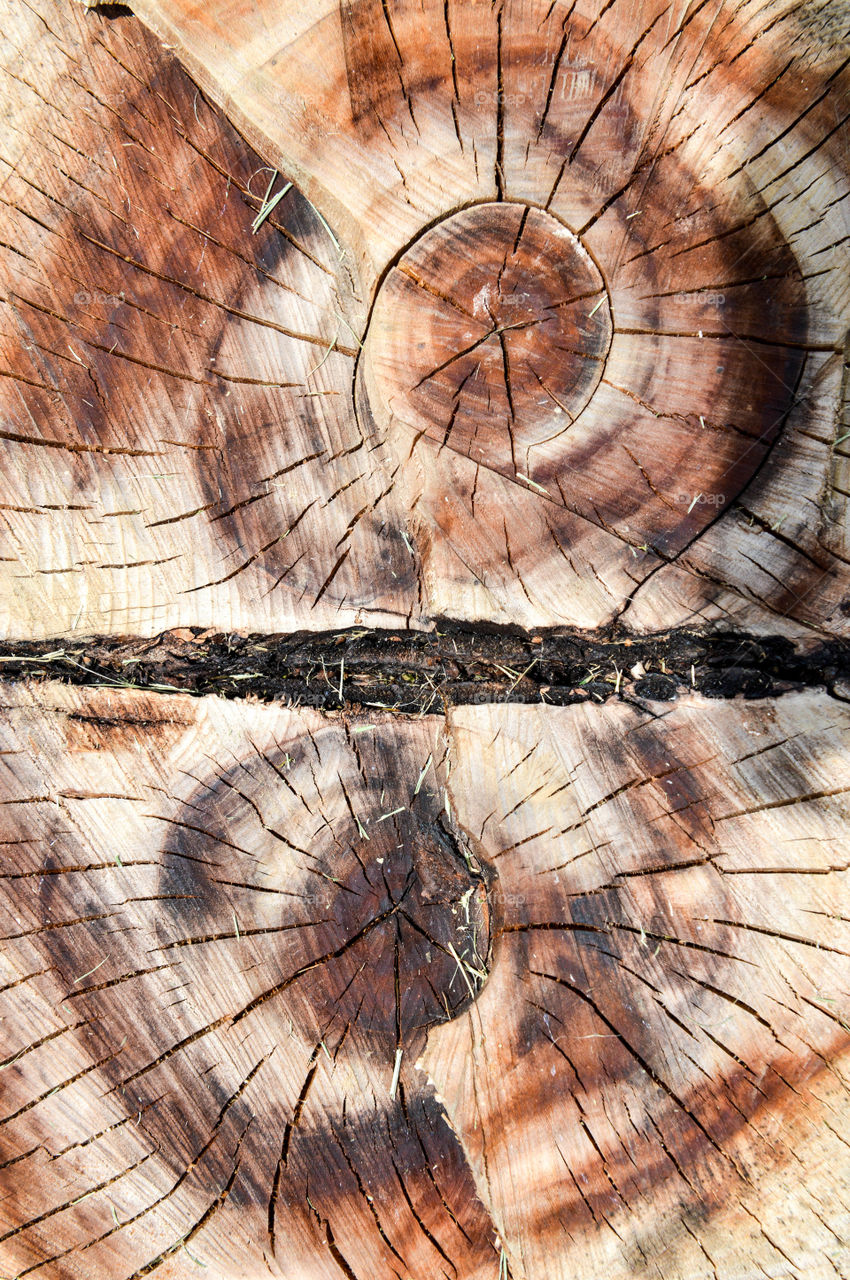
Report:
626,342,850,635
2,3,849,1276
122,0,850,637
0,683,497,1279
0,0,848,637
0,2,411,640
1,682,848,1277
423,694,850,1279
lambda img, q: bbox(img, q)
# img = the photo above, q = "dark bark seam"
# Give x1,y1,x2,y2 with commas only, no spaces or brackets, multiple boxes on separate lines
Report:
0,624,847,710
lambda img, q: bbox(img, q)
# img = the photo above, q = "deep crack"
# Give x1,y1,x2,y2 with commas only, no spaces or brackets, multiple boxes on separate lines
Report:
1,624,847,710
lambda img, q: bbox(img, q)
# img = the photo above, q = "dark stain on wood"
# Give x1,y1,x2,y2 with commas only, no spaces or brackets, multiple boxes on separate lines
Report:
1,624,847,709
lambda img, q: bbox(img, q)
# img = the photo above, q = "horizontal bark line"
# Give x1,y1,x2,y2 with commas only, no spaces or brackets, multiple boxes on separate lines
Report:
0,625,848,710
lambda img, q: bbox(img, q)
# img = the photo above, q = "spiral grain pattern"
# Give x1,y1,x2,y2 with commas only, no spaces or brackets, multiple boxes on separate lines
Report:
0,684,848,1277
0,0,847,634
0,1,849,1277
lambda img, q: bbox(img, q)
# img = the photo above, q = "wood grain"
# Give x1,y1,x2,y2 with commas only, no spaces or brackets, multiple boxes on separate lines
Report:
0,0,848,636
426,694,850,1279
0,683,848,1277
1,4,849,1277
0,2,413,639
0,686,497,1280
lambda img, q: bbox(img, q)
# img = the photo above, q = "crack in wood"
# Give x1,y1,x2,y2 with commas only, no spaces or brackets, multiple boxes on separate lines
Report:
0,624,846,710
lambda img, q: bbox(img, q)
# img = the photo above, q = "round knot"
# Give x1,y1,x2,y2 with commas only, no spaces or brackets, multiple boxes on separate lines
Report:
154,728,494,1056
360,202,612,464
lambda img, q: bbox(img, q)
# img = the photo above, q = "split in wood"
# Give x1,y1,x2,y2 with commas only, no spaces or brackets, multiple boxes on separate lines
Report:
0,625,847,711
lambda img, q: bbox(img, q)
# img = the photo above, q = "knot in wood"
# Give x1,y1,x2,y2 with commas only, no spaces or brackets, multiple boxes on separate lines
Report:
155,734,493,1056
295,810,493,1047
360,202,612,461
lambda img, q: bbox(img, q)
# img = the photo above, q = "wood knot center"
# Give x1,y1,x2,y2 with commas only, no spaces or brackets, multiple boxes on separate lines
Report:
360,202,612,462
292,810,494,1049
157,738,493,1055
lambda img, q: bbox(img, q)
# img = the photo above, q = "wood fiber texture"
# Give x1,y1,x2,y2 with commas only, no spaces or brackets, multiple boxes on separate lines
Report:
0,684,848,1278
1,1,849,1278
0,0,847,636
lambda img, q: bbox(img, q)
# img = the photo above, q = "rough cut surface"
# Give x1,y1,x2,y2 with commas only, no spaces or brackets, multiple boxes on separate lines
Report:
0,0,848,638
0,682,848,1279
1,1,849,1277
2,624,850,709
0,3,415,639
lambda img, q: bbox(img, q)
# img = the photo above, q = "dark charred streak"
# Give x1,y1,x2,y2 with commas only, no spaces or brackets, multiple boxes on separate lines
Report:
530,967,743,1167
388,1150,458,1274
0,1151,154,1247
494,2,505,199
536,25,570,142
323,1220,361,1280
1,625,847,711
124,1127,249,1280
2,3,850,1274
269,1044,321,1252
443,0,461,122
329,1121,410,1268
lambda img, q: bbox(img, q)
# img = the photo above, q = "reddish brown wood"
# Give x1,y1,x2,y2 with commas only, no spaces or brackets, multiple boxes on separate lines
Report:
360,196,808,570
361,203,613,463
0,0,848,636
0,688,499,1280
0,683,848,1278
0,1,849,1278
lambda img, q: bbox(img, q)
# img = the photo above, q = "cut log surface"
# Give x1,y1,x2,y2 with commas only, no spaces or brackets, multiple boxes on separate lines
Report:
0,2,418,638
0,0,848,636
2,1,850,1278
0,682,849,1278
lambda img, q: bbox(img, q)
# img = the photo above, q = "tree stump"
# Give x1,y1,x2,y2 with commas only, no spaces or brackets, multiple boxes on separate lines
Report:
0,1,849,1278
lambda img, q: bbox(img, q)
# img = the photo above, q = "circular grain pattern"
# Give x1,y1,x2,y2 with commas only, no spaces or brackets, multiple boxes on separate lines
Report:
356,184,808,557
4,694,850,1280
2,712,502,1280
335,0,816,627
361,203,612,465
152,725,492,1055
10,0,837,638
